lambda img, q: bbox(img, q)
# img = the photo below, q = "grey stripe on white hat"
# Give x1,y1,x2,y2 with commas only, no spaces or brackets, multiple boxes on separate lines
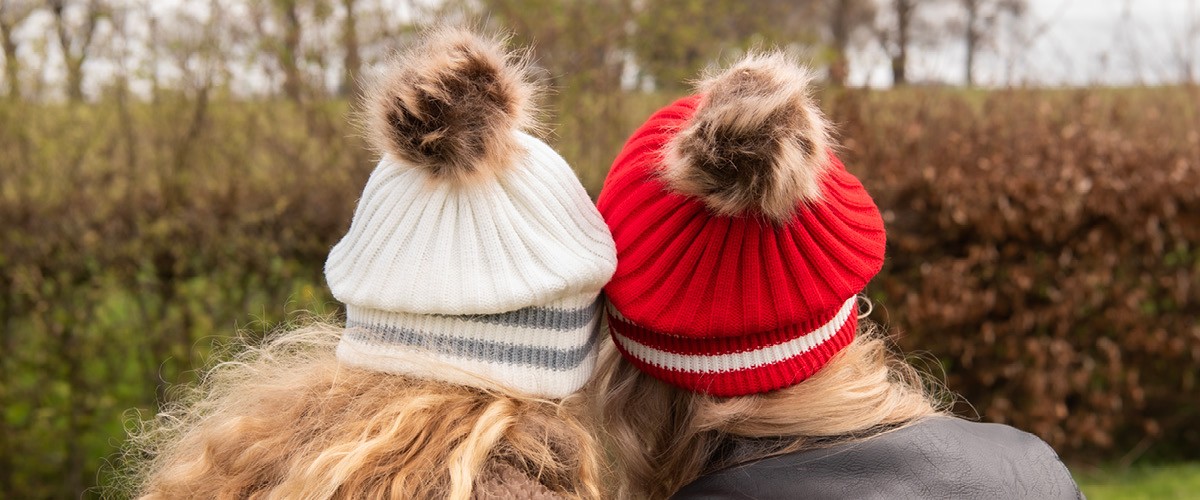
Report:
345,305,600,371
453,302,598,331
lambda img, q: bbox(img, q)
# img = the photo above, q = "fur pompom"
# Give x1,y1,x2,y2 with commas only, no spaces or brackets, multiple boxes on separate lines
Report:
365,27,540,181
661,52,833,223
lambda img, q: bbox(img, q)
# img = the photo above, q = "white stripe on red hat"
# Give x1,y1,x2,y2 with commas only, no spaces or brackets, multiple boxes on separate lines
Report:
611,297,856,374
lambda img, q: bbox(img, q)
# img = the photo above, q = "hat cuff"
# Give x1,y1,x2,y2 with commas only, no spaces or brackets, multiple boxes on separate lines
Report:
608,296,858,396
337,293,602,399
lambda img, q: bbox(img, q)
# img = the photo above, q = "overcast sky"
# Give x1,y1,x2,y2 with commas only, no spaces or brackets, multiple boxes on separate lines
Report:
851,0,1200,87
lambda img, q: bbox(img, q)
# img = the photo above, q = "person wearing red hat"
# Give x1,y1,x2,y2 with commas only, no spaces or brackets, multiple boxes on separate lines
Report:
591,52,1081,499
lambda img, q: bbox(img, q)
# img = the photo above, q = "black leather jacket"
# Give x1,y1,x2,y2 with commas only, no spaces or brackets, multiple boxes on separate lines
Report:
673,417,1081,499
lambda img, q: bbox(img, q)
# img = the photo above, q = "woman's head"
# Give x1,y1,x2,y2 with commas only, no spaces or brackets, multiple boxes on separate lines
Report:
591,52,942,497
597,51,887,397
124,26,617,499
326,26,617,399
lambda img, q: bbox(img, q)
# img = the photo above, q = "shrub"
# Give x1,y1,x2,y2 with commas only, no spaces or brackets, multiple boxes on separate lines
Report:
828,87,1200,462
1,87,1196,497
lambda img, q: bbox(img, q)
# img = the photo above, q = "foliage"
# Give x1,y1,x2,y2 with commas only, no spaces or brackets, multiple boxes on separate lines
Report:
0,95,363,496
2,86,1198,497
828,86,1200,461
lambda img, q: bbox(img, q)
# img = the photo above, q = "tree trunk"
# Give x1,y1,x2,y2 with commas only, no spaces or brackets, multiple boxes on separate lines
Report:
341,0,360,97
829,0,851,87
147,12,160,102
281,0,303,102
1,21,20,100
50,0,101,104
964,0,978,86
65,60,84,102
892,0,911,86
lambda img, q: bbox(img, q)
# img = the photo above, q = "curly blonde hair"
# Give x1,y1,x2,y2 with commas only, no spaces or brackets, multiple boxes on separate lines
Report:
118,323,603,499
589,320,949,499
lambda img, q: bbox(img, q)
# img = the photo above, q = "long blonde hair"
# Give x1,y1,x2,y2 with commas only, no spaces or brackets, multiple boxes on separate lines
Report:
589,320,948,499
118,323,603,499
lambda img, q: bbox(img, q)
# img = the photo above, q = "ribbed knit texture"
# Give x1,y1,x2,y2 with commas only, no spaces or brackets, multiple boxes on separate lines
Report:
327,132,616,314
597,95,886,396
327,131,617,398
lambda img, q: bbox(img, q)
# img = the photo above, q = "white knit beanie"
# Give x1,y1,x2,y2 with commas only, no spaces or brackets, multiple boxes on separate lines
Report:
325,28,617,399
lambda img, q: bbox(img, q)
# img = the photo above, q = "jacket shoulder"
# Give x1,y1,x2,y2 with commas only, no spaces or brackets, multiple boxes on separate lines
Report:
673,417,1081,500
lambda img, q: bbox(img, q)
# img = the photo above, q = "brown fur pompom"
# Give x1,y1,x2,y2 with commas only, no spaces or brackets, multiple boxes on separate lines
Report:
365,27,540,181
661,52,833,223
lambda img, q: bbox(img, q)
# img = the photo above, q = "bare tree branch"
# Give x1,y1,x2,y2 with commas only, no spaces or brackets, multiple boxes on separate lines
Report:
0,0,39,99
48,0,108,102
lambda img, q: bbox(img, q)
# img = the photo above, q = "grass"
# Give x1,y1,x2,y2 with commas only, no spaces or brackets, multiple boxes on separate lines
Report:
1076,463,1200,499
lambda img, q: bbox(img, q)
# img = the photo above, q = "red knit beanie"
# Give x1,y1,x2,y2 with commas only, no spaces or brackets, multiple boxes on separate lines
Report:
597,53,886,397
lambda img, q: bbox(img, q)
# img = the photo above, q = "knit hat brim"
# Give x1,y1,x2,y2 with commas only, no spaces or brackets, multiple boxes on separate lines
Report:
608,297,858,396
337,292,602,398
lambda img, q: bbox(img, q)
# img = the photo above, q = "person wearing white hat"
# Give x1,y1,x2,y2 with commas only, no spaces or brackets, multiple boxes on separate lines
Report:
124,27,616,499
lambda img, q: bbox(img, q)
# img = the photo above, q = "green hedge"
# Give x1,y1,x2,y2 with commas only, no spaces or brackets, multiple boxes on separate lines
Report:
1,87,1197,497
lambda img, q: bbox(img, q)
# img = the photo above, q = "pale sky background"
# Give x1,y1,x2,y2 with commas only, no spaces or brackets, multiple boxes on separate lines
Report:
851,0,1200,87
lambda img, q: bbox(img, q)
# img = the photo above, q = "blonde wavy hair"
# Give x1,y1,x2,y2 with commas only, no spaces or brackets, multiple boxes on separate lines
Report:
117,323,603,499
589,320,949,499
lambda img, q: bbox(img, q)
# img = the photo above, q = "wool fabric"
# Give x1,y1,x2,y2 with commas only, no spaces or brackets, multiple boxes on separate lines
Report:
597,94,886,397
327,131,617,398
